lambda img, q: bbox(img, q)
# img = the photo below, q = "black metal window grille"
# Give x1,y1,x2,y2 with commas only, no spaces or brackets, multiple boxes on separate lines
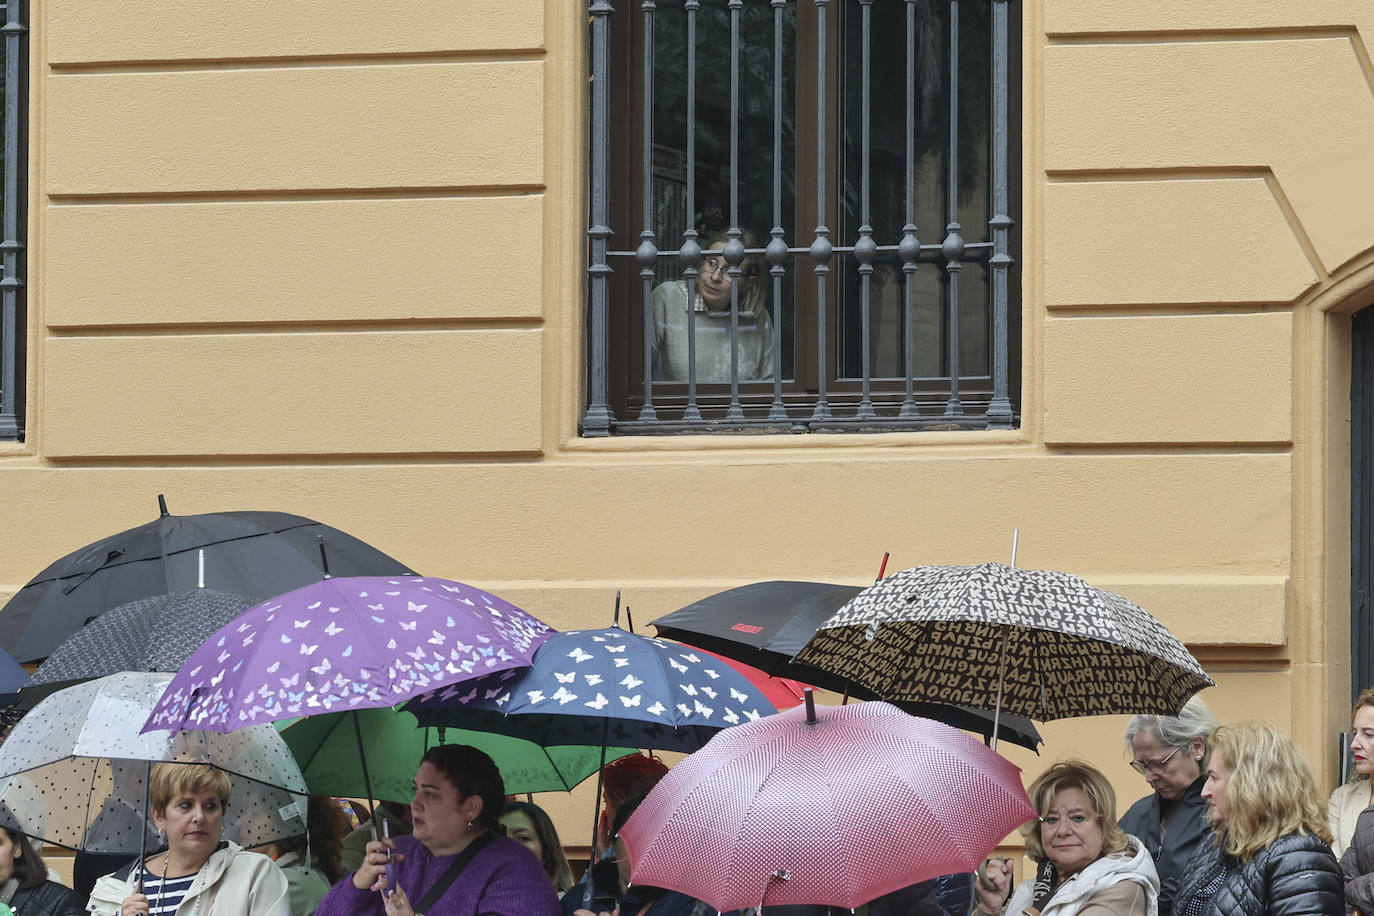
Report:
0,0,25,441
583,0,1018,436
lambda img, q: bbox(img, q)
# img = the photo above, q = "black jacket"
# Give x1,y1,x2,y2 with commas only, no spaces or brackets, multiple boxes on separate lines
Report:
11,880,84,916
1340,803,1374,914
1120,775,1211,916
1175,830,1343,916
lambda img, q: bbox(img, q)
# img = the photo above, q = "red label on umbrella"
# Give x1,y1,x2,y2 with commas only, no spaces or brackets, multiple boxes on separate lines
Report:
731,623,764,634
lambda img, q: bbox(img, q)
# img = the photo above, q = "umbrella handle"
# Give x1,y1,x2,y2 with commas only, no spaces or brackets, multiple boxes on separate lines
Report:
582,719,613,911
138,759,151,893
991,630,1009,752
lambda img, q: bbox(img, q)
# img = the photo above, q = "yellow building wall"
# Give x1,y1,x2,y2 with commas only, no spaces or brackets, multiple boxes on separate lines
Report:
3,0,1374,852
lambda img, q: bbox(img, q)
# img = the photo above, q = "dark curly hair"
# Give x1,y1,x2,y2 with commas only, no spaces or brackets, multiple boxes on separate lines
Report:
420,744,506,830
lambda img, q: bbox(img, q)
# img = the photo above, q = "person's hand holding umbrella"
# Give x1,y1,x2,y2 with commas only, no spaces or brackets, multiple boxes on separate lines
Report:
120,890,152,916
973,856,1015,915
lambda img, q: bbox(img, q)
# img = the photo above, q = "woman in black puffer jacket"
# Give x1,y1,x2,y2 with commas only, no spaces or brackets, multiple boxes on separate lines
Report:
1174,720,1342,916
0,828,83,916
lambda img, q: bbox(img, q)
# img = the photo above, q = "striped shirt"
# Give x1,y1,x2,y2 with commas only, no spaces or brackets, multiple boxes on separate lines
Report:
139,867,196,916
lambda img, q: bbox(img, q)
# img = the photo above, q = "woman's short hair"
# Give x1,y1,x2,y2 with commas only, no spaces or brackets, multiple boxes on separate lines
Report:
1208,720,1330,862
419,745,506,830
5,828,48,891
503,800,574,893
1122,695,1219,763
1021,761,1129,864
149,763,232,816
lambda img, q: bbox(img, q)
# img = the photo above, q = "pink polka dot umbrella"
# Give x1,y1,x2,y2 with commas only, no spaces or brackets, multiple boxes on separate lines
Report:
617,694,1035,912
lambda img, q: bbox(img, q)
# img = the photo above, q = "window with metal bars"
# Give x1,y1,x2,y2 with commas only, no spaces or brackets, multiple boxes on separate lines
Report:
583,0,1019,436
0,0,26,442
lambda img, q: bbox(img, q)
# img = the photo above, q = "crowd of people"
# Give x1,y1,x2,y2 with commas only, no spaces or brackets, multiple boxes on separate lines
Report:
10,695,1374,915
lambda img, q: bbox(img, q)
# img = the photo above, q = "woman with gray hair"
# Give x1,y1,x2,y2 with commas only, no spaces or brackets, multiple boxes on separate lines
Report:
1118,694,1219,916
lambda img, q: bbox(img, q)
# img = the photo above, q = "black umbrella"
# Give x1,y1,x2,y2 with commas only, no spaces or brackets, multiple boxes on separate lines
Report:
0,495,415,662
650,580,1042,751
11,590,264,712
793,562,1216,721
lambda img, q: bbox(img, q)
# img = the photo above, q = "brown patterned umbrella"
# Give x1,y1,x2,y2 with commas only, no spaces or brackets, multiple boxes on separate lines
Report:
792,562,1214,721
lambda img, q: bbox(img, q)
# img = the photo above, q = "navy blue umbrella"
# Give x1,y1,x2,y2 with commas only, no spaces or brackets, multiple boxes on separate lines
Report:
405,626,779,753
0,646,27,705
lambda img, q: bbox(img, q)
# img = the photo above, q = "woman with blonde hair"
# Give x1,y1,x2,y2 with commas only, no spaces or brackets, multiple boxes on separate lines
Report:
87,762,290,916
973,761,1158,916
1120,695,1220,916
1330,686,1374,857
1173,720,1341,916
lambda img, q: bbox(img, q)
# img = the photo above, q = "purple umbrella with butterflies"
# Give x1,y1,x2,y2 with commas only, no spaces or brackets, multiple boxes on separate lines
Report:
141,576,553,804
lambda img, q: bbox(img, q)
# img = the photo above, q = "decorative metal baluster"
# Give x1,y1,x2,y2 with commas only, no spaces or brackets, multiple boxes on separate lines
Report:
766,0,788,421
986,0,1014,427
724,0,745,420
809,0,833,423
637,0,659,422
898,0,921,419
854,0,876,420
581,0,615,436
681,0,704,422
941,0,966,419
0,0,27,441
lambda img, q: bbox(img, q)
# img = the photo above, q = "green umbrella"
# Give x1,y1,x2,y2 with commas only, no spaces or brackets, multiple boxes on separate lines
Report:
277,707,636,802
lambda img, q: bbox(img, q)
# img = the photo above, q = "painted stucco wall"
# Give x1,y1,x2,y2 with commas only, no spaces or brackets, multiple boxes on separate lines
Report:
4,0,1374,853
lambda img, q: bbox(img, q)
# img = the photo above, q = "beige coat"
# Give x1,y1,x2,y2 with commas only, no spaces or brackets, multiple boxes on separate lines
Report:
87,842,291,916
1329,777,1371,858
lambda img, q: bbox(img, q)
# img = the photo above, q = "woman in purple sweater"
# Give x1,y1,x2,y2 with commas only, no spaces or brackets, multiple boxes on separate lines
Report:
316,745,561,916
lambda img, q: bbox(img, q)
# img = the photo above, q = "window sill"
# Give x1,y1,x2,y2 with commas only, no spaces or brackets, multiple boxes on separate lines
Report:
560,425,1028,455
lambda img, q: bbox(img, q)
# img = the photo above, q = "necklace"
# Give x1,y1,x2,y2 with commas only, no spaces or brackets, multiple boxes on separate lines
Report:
142,853,211,916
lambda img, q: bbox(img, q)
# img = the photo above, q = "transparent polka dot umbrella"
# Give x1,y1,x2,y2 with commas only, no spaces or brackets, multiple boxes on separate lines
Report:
0,672,308,854
617,694,1036,912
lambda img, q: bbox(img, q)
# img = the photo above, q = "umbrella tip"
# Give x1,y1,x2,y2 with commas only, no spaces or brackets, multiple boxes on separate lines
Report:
157,494,169,517
803,688,817,724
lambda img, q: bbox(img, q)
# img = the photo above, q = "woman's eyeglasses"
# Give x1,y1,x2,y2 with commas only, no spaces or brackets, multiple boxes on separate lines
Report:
701,255,758,280
1129,745,1183,775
